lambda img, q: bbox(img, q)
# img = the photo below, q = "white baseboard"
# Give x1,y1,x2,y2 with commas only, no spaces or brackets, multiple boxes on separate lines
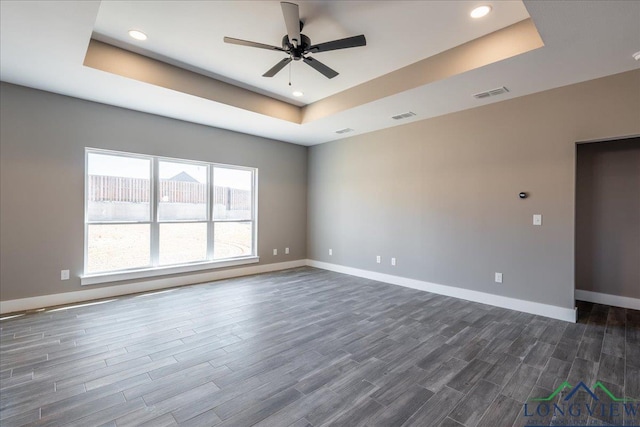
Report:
0,259,307,314
307,260,577,322
575,289,640,310
0,259,584,322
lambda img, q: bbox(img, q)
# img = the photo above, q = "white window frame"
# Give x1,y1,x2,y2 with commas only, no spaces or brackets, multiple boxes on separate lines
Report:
82,148,259,286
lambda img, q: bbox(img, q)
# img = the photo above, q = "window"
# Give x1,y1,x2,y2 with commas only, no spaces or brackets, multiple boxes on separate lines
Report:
85,149,257,282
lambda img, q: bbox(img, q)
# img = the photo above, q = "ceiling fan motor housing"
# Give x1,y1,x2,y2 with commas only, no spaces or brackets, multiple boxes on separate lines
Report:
282,34,311,60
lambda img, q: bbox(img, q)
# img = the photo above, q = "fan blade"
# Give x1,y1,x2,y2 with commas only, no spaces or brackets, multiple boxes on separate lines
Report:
263,57,292,77
224,37,285,52
303,57,338,79
281,2,301,47
308,35,366,53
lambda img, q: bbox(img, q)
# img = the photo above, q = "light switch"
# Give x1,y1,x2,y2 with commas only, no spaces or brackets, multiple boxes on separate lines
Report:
533,214,542,226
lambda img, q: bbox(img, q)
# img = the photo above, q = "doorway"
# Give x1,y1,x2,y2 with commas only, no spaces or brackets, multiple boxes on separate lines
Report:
575,137,640,308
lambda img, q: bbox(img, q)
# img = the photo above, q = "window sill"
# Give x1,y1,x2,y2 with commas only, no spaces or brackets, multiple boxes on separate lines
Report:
81,256,260,286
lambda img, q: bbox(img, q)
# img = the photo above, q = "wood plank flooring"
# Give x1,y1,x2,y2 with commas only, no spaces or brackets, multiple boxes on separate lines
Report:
1,267,638,426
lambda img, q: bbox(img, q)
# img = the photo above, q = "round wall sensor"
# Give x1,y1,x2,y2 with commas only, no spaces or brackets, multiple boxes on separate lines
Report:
519,192,528,199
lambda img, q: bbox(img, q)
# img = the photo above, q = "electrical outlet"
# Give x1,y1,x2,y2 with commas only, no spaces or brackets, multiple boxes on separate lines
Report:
273,249,278,256
329,249,332,256
391,258,396,266
495,272,503,283
376,255,381,264
61,270,70,281
285,247,289,254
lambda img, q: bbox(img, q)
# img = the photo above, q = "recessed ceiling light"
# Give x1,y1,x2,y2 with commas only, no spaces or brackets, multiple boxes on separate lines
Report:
470,5,492,19
633,51,640,61
128,30,147,41
292,91,304,97
335,128,354,134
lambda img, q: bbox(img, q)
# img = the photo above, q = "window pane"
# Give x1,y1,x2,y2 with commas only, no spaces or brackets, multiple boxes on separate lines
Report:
213,168,252,220
159,223,207,265
159,161,207,221
87,153,150,222
87,224,150,273
214,222,252,259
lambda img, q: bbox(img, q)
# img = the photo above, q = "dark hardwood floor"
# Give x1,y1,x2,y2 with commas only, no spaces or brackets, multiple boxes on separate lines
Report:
1,267,638,426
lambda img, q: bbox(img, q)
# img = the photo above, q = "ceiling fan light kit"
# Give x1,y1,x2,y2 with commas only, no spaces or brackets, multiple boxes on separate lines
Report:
224,1,366,80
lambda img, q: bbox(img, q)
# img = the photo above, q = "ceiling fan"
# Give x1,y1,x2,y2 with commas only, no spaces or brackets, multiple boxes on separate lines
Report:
223,1,367,79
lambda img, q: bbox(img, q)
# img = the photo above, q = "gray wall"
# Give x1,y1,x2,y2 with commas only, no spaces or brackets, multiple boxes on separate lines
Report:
308,70,640,310
576,138,640,299
0,82,307,301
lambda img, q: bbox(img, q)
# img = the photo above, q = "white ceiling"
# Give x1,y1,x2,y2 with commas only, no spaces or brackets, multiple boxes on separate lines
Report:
93,1,529,105
1,1,639,146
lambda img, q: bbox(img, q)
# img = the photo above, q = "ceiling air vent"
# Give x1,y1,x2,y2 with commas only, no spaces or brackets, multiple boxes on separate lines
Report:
335,128,354,134
391,111,416,120
474,86,510,99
